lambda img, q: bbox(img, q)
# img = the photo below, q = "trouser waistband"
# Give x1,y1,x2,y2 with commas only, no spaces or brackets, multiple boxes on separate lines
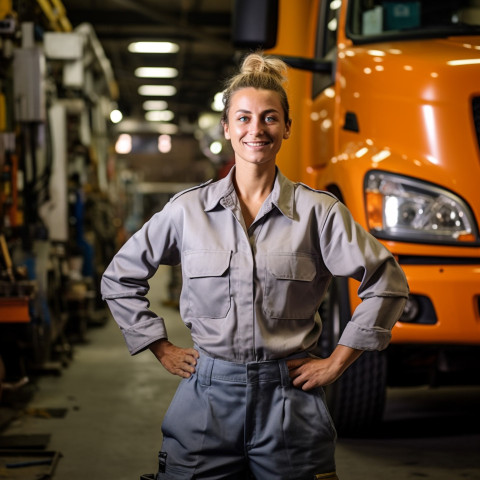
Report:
195,349,307,388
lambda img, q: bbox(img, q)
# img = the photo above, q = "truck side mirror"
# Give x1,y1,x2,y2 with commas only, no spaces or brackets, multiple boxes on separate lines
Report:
280,56,333,74
232,0,279,49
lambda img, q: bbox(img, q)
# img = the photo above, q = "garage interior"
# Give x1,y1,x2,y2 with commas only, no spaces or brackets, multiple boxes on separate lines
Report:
1,0,480,479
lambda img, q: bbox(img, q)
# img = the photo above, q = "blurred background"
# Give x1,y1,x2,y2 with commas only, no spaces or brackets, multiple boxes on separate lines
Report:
0,0,239,391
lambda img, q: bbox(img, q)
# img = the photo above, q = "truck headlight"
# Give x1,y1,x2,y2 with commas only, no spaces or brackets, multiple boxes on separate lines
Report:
364,171,479,244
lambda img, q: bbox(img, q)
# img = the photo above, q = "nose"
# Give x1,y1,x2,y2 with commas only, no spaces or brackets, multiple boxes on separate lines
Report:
249,117,264,135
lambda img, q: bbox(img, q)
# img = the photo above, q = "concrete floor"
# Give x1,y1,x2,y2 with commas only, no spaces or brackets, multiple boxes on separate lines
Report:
1,266,480,479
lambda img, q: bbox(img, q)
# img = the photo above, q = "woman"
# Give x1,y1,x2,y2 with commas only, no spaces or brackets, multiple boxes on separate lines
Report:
101,53,409,479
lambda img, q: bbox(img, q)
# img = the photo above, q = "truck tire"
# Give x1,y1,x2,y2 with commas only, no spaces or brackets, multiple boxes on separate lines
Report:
319,277,387,436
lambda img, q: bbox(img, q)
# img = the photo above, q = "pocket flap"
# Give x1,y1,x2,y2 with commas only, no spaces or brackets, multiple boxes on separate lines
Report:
184,250,231,278
267,253,316,281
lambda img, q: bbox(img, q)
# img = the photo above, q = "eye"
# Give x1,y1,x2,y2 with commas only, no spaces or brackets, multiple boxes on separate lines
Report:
237,115,249,122
265,115,278,123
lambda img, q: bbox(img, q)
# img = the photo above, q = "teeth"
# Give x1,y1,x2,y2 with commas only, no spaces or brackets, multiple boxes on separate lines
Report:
246,142,268,146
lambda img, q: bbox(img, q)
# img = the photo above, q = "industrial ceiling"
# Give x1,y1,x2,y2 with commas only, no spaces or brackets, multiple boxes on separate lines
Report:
63,0,238,135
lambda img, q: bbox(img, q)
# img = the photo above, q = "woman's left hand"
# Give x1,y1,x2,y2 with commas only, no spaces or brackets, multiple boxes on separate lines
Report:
287,357,340,390
287,345,363,391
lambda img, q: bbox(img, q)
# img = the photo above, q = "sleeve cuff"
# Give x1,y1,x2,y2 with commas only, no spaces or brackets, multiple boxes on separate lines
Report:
338,321,392,351
121,317,168,355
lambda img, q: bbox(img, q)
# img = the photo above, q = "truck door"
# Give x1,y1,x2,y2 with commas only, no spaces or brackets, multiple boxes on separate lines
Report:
309,0,341,181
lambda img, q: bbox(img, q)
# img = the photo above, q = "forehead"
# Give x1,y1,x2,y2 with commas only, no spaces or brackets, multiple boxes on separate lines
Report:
230,87,283,111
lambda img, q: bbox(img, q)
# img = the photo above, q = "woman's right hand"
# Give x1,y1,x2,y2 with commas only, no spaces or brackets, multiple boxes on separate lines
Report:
149,339,199,378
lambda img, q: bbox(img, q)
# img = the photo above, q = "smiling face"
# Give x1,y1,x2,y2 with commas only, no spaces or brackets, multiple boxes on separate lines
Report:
223,87,291,168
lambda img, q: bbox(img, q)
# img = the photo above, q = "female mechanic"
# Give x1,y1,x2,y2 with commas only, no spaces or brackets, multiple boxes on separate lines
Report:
101,52,409,480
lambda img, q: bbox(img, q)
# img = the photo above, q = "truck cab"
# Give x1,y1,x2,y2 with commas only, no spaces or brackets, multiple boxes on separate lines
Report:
234,0,480,434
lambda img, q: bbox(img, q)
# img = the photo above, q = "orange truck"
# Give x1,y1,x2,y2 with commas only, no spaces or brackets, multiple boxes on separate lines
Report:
234,0,480,434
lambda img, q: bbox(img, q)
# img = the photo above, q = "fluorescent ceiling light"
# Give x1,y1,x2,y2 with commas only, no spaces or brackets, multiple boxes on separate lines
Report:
198,112,220,130
115,119,178,134
143,100,168,110
135,67,178,78
145,110,175,122
158,123,178,135
138,85,177,96
128,41,179,53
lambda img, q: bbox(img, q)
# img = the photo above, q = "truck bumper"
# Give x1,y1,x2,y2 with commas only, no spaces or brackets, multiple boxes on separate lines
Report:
391,263,480,344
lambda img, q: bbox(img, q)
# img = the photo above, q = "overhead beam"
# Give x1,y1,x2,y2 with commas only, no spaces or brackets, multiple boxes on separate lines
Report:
108,0,232,50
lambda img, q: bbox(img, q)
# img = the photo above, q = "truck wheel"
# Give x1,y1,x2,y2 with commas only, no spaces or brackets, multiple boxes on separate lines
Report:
319,277,387,436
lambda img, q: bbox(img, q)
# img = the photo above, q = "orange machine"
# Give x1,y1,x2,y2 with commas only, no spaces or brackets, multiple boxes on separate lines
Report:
234,0,480,434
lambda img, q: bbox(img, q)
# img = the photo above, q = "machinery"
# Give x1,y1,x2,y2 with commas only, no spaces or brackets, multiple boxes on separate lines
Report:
0,0,117,397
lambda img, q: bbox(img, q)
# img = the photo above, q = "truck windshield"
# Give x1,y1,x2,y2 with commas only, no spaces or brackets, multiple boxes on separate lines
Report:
347,0,480,44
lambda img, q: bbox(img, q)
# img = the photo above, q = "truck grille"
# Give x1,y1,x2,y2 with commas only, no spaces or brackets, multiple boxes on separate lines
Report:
474,97,480,152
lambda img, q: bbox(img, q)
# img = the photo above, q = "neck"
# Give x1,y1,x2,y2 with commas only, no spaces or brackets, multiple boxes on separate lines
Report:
232,162,276,228
233,162,276,201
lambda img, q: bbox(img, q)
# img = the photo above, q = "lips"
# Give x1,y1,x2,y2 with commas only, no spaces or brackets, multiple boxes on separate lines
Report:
244,141,271,147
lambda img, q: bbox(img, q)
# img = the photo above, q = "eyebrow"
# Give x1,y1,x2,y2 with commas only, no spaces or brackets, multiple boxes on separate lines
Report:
234,108,280,115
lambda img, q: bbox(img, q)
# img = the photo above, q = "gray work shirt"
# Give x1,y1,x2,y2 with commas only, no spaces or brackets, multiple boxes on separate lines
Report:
101,167,409,362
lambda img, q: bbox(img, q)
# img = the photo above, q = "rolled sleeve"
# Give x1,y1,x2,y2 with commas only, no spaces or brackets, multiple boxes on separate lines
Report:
321,201,409,351
338,296,407,351
101,204,180,355
104,297,168,355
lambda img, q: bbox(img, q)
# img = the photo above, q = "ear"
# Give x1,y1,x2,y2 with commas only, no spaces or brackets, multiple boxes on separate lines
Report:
283,119,292,139
222,120,231,140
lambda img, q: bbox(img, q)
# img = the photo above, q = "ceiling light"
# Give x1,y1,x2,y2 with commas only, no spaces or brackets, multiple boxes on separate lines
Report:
143,100,168,110
110,109,123,123
158,123,178,135
158,134,172,153
128,41,179,53
115,119,177,134
135,67,178,78
198,112,220,130
145,110,174,122
210,141,223,155
211,92,224,112
115,133,132,154
138,85,177,96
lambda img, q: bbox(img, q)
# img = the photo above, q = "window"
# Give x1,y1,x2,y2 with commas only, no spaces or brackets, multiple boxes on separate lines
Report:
347,0,480,44
313,0,342,97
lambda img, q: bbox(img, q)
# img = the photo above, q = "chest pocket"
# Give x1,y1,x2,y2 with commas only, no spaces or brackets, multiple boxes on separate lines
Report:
263,253,318,319
183,250,232,318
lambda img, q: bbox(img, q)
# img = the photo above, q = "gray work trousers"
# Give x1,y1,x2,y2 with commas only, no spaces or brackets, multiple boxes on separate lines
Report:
157,351,338,480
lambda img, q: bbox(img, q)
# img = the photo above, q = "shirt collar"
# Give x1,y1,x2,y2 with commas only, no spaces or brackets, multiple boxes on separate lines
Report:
204,166,237,212
204,165,295,220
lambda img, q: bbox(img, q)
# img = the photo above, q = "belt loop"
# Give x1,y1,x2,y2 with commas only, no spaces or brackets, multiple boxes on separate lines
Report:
197,353,214,386
279,360,291,387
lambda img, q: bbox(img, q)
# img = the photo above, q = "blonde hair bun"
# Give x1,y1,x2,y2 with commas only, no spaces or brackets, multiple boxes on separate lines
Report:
240,53,288,85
